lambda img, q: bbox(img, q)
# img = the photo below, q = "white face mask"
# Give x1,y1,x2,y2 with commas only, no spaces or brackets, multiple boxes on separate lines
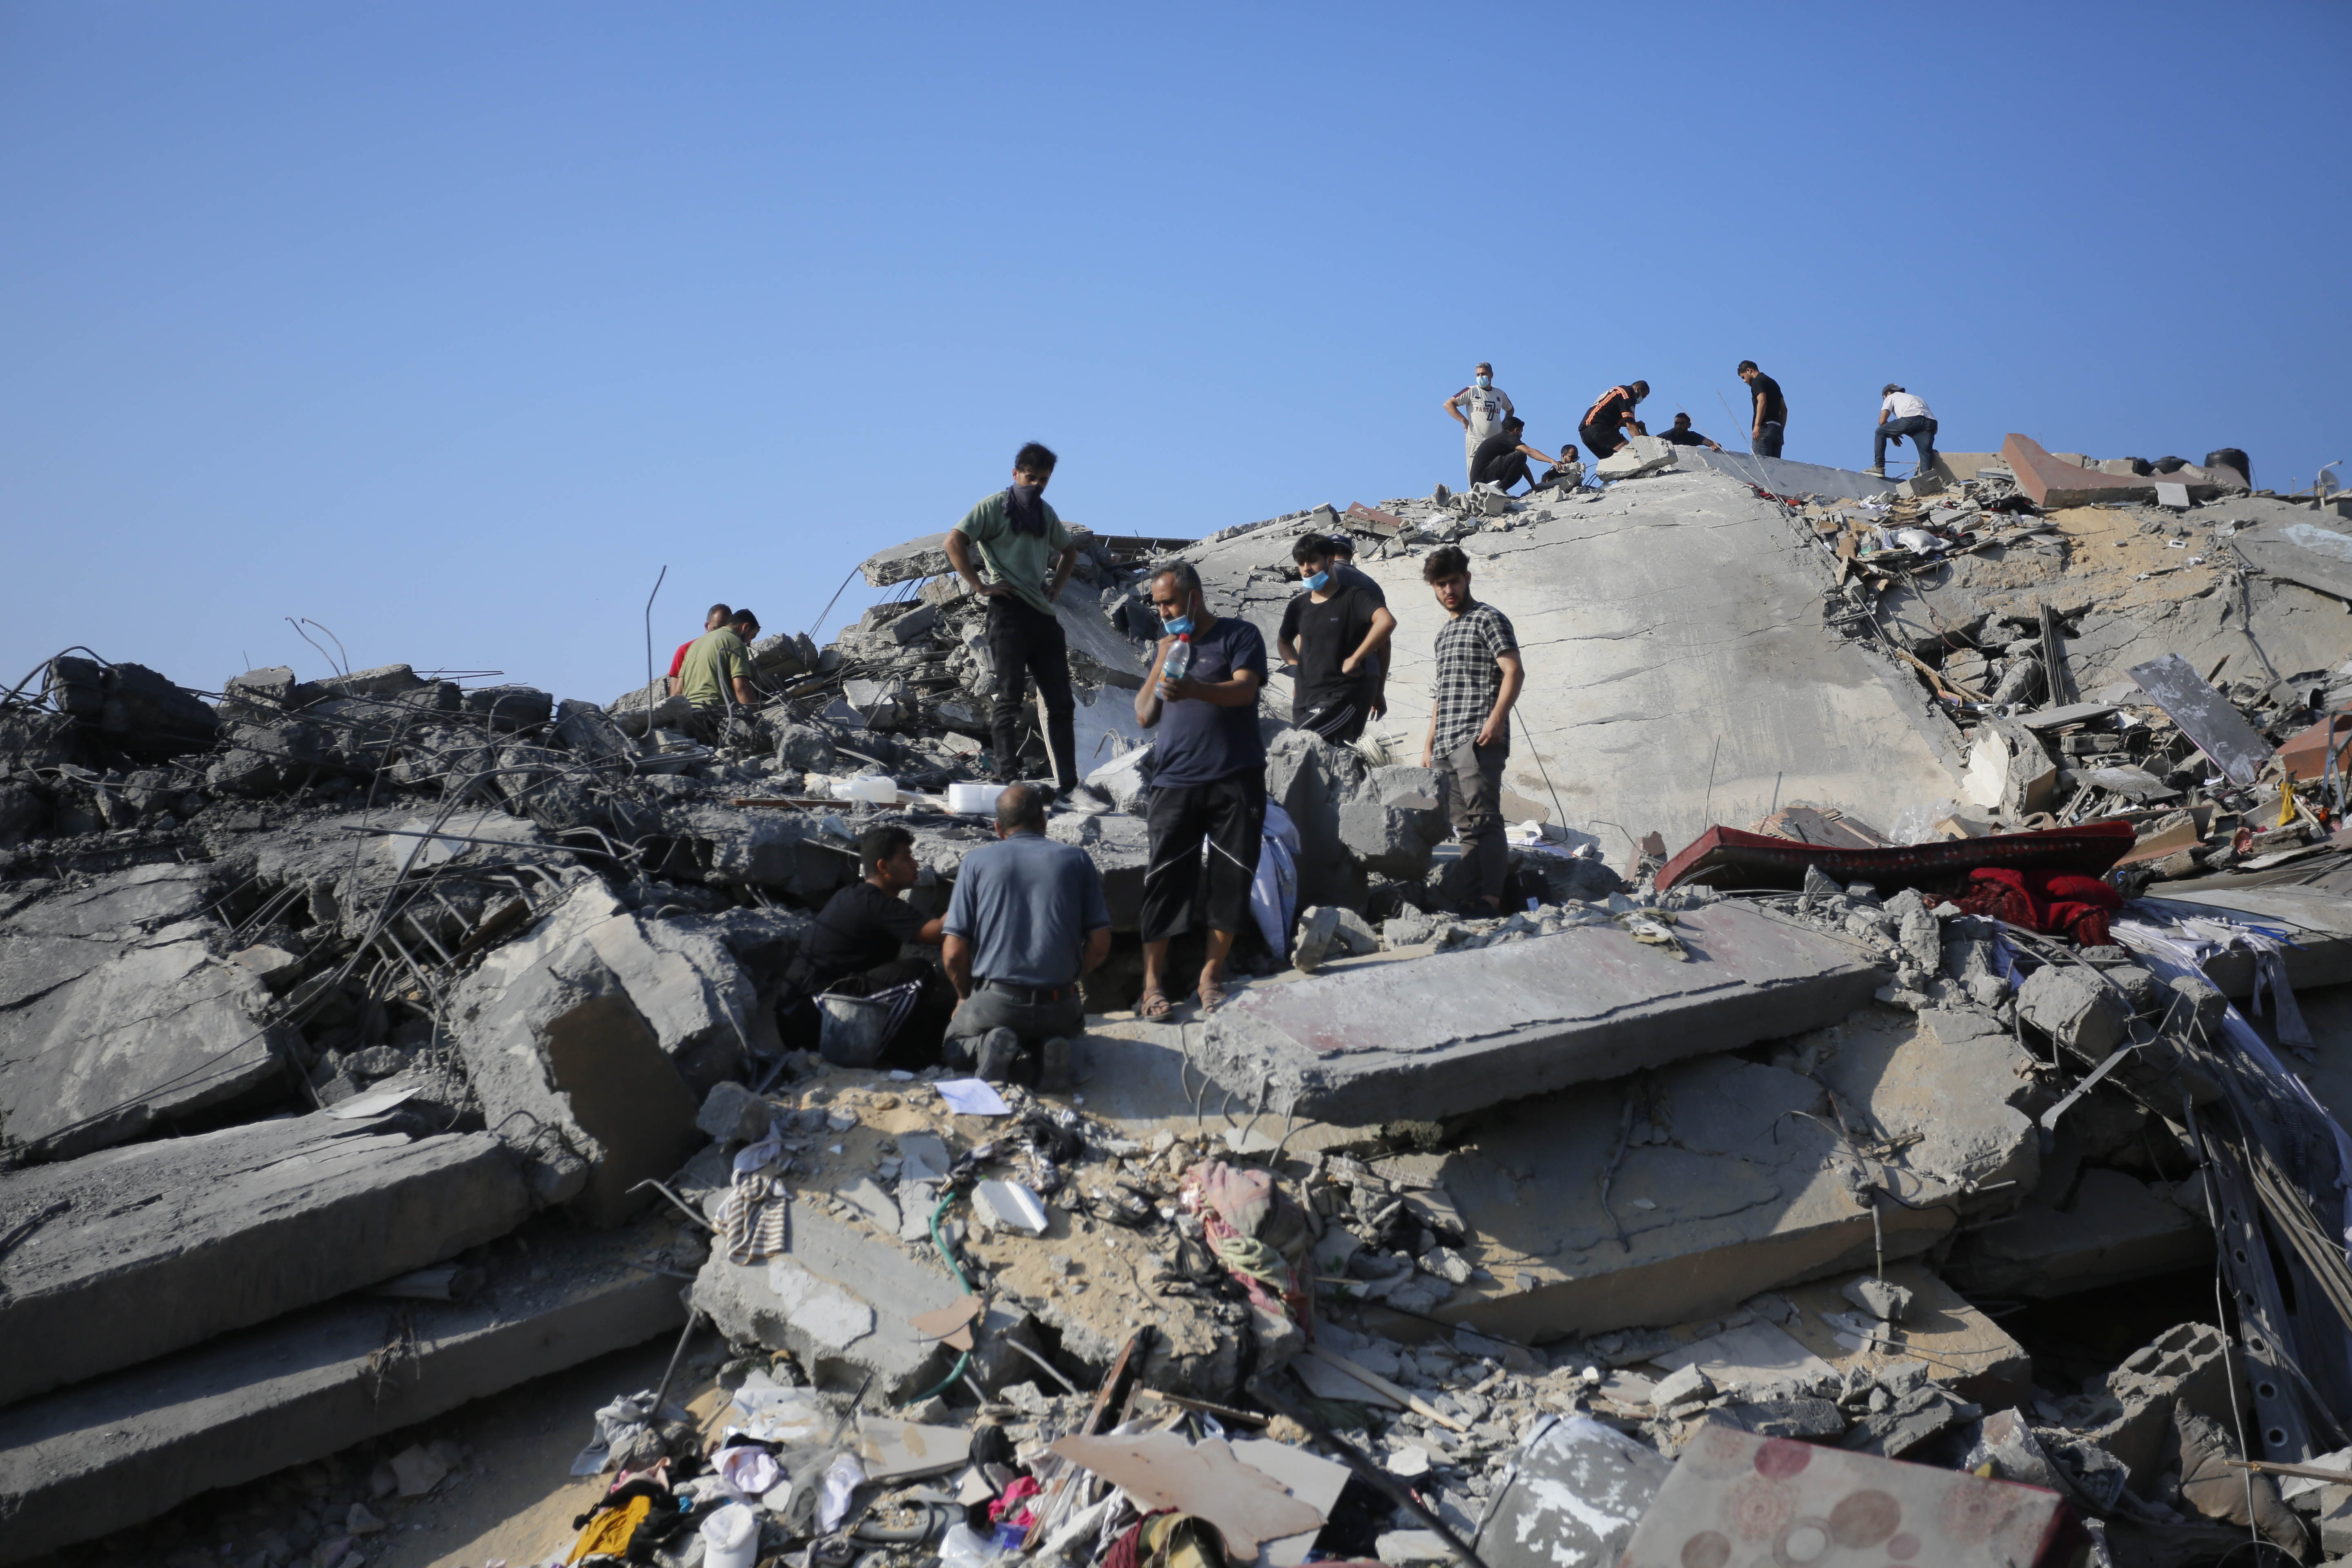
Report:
1475,373,1492,388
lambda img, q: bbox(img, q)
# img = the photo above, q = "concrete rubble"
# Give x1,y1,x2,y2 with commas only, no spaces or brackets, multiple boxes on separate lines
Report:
6,435,2352,1568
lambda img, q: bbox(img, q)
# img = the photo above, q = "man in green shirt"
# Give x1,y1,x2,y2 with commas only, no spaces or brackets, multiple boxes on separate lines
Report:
676,607,760,744
944,442,1083,791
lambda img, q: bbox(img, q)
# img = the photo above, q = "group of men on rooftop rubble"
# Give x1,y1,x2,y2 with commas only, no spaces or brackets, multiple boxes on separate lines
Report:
664,603,766,744
740,437,1530,1085
1441,358,1941,481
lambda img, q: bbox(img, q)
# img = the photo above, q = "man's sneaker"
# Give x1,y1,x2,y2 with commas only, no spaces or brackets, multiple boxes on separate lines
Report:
974,1027,1022,1083
1864,466,1886,477
1038,1036,1074,1094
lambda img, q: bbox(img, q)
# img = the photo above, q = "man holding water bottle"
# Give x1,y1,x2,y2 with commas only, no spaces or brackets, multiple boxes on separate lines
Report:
1132,561,1267,1018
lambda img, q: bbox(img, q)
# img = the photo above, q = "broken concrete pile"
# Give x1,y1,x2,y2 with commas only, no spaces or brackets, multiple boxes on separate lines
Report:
8,428,2352,1568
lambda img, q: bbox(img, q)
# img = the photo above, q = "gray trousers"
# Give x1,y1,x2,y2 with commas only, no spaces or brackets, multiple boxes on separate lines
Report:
1437,735,1509,903
943,984,1085,1060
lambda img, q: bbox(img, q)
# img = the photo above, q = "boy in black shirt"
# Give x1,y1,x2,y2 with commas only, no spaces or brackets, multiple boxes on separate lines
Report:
1278,535,1397,743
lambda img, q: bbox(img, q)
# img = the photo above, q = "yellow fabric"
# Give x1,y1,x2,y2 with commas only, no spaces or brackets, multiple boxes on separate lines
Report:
566,1494,653,1563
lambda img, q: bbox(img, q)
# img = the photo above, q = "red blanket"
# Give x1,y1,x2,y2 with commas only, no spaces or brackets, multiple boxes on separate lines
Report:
1935,867,2122,946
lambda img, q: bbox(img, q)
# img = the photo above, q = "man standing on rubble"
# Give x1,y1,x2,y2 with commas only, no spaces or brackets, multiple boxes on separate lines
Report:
667,604,730,697
1468,416,1557,494
676,609,761,744
1870,385,1939,479
1577,380,1650,460
1738,361,1786,457
1443,362,1514,484
941,783,1111,1088
1278,536,1396,744
782,824,954,1067
1325,534,1391,720
945,442,1083,794
1419,545,1524,914
1134,561,1267,1016
1658,413,1723,451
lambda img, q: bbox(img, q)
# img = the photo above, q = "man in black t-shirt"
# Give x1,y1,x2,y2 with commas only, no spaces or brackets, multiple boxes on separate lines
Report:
1278,535,1398,743
1469,417,1555,493
1657,413,1722,450
1739,361,1786,458
783,825,955,1066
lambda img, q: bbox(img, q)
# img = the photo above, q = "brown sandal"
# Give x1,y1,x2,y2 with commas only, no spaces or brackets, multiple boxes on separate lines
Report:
1137,986,1174,1021
1197,973,1230,1010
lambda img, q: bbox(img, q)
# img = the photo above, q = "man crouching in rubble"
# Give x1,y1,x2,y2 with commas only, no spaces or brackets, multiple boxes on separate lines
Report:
940,783,1111,1089
676,606,762,745
1135,561,1268,1016
1419,546,1524,914
780,824,956,1067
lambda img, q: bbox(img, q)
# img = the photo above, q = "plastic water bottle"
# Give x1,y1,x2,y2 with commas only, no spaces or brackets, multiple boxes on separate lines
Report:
1161,633,1193,690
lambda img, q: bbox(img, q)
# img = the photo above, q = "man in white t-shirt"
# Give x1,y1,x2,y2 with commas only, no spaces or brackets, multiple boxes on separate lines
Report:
1870,384,1938,478
1443,363,1514,483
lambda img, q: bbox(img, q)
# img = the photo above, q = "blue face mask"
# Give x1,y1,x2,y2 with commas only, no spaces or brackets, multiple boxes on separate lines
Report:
1163,615,1194,636
1302,570,1330,592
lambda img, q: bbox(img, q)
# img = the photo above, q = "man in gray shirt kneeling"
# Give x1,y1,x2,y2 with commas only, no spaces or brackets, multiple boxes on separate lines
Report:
941,783,1112,1090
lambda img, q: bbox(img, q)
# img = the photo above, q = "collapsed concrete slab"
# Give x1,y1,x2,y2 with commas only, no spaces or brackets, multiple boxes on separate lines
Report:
452,878,766,1222
0,1217,684,1566
0,865,299,1161
1334,1004,2040,1343
1196,901,1882,1124
2001,433,2239,509
1682,448,1909,501
2148,884,2352,996
0,1112,530,1408
1943,1167,2210,1298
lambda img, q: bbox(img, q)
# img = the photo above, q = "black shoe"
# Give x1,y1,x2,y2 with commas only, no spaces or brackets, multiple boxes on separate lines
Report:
974,1027,1021,1082
1038,1037,1073,1094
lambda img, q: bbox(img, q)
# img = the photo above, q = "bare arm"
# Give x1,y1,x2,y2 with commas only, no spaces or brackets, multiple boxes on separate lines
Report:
944,530,1009,599
1082,927,1111,976
1752,390,1765,439
1443,391,1470,428
1342,606,1397,676
942,932,974,999
1475,652,1526,747
916,917,945,945
1047,543,1078,602
1516,441,1551,463
666,675,680,697
731,676,758,707
1419,703,1437,768
1277,633,1300,666
1135,636,1174,728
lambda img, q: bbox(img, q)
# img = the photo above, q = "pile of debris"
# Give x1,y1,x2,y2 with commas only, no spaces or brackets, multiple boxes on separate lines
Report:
5,429,2352,1568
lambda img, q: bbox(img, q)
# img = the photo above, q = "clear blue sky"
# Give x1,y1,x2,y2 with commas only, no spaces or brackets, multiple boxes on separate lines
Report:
4,2,2346,708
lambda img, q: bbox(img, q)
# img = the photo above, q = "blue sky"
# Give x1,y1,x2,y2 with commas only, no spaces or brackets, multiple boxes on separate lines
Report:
4,2,2347,707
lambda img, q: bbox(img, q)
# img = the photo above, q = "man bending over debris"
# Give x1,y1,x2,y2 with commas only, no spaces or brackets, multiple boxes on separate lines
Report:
941,783,1110,1088
945,441,1082,793
1135,561,1268,1016
1871,384,1938,478
1657,412,1723,450
1739,360,1786,457
1469,416,1556,493
1577,379,1649,459
1279,535,1395,744
782,824,954,1066
666,603,730,697
675,609,760,745
1419,545,1524,913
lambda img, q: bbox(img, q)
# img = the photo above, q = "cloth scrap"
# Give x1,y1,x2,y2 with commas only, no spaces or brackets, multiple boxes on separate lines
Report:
1934,867,2121,946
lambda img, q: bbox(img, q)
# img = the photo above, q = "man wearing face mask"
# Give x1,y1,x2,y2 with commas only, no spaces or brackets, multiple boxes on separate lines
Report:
1578,380,1650,460
1278,535,1396,742
1133,562,1267,1018
1444,363,1514,484
944,442,1083,793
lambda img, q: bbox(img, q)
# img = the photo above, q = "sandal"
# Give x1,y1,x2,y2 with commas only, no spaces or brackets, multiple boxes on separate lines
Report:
1196,973,1230,1011
1137,987,1174,1021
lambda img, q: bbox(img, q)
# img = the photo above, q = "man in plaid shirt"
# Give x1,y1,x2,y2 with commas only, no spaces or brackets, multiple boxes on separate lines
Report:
1418,545,1526,912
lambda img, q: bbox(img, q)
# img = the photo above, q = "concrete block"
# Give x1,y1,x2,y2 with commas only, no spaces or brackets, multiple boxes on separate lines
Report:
1593,436,1677,481
859,532,955,588
317,664,423,699
1841,1276,1914,1323
698,1080,774,1144
1197,902,1882,1124
0,1219,684,1566
1265,728,1368,911
0,864,298,1161
691,1200,964,1403
1338,768,1449,879
2018,965,2131,1062
462,685,554,731
0,1114,530,1408
553,699,637,766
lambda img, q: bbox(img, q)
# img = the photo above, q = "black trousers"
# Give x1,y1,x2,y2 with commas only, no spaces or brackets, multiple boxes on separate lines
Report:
1473,450,1531,491
985,598,1078,789
1754,421,1784,459
1140,769,1267,941
1295,695,1369,744
1579,422,1625,459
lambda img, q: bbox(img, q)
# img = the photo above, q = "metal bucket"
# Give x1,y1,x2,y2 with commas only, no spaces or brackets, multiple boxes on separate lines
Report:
815,991,893,1067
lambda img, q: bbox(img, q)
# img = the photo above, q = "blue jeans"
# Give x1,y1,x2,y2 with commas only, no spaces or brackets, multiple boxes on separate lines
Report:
1875,416,1937,472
